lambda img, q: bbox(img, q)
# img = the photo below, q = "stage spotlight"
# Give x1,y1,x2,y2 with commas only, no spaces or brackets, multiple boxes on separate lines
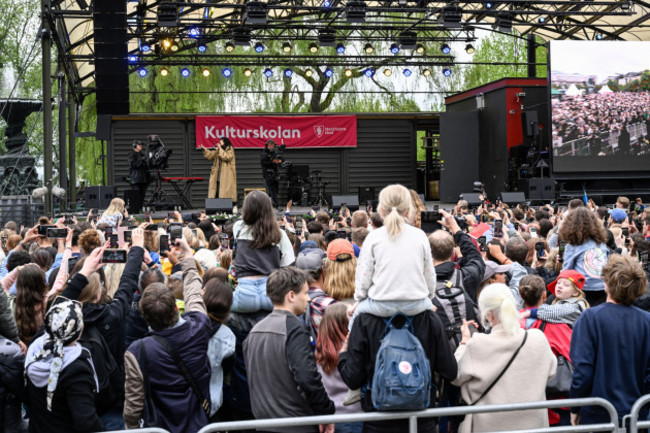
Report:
162,39,172,49
403,68,412,77
596,33,603,40
364,68,374,77
160,68,169,77
309,42,319,53
141,44,151,53
181,68,190,77
305,68,314,77
336,43,346,54
198,43,207,53
225,41,235,52
383,68,392,76
264,68,273,77
538,16,546,23
282,42,292,53
422,68,431,77
344,68,353,77
284,68,293,77
188,27,200,38
390,43,400,54
255,42,265,53
364,43,374,54
441,43,451,54
138,68,148,77
202,68,210,77
244,68,253,77
442,68,452,77
323,0,331,7
128,55,137,63
465,43,475,54
485,1,493,8
170,41,179,52
416,44,425,54
223,68,232,78
324,68,334,78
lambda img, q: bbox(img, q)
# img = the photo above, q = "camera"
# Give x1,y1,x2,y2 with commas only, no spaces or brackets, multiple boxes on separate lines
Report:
146,135,173,171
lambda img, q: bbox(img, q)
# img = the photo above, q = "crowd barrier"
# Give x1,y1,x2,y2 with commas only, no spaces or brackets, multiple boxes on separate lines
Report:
195,397,619,433
625,393,650,433
555,120,648,157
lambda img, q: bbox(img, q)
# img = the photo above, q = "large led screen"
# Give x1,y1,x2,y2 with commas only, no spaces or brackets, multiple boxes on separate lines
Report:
550,41,650,172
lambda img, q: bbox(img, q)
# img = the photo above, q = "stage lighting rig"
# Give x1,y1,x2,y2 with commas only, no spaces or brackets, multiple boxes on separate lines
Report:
318,29,336,47
399,31,417,50
244,1,268,25
233,29,251,46
157,2,178,27
346,1,367,23
440,5,463,28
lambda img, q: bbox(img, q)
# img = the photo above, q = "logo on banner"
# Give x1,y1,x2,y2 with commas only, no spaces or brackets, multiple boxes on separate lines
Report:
314,125,325,138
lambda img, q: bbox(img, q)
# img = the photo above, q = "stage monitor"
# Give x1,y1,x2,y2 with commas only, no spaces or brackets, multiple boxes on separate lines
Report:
550,40,650,173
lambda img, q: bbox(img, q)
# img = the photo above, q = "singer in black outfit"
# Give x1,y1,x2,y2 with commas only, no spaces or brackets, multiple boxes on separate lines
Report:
128,140,149,203
260,139,283,207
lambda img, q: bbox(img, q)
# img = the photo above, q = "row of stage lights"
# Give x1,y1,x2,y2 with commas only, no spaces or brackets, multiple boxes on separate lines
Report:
136,66,453,78
137,34,475,56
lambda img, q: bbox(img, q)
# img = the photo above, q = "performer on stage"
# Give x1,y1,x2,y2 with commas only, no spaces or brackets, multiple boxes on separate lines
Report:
261,139,283,207
128,139,149,200
200,137,237,203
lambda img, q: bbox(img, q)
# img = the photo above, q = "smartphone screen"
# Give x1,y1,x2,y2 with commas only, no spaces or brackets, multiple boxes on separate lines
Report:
513,222,520,231
46,228,67,239
622,227,629,237
493,219,503,238
535,242,545,259
478,236,487,252
529,227,538,238
160,235,169,254
110,234,119,249
124,230,132,244
102,249,127,264
38,225,56,236
558,241,567,262
170,228,182,242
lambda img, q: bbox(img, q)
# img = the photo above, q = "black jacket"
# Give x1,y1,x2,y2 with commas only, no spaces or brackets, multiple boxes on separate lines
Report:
128,150,148,185
435,231,486,301
62,247,143,395
338,311,457,433
25,351,104,433
0,289,19,343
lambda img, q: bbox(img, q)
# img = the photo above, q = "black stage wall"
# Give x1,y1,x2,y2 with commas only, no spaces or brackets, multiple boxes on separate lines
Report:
108,114,433,208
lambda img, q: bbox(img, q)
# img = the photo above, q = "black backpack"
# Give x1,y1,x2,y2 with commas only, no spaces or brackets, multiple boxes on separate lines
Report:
79,325,123,414
432,269,479,351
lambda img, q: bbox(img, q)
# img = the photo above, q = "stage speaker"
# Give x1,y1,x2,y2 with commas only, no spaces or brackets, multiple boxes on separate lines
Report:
522,110,539,137
331,195,359,211
499,191,527,205
124,189,144,214
84,185,116,209
94,0,129,116
358,186,375,203
205,198,233,215
519,178,554,201
459,193,483,206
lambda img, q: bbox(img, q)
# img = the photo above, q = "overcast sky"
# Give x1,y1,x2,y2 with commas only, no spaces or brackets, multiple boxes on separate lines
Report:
550,40,650,83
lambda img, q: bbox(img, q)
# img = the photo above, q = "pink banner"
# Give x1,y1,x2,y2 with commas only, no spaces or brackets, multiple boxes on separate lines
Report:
195,115,357,148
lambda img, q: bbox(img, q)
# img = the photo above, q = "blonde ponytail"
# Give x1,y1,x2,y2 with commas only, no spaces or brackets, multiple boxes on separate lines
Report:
479,283,519,336
378,184,411,241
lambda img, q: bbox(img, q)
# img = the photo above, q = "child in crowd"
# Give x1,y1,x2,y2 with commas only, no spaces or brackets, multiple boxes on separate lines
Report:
520,270,589,327
315,303,362,433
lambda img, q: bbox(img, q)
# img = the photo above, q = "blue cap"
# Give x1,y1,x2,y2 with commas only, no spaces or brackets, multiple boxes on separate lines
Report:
608,208,627,223
299,240,318,252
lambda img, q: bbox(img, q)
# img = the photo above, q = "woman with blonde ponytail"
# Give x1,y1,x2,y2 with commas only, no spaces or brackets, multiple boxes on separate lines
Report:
351,184,436,324
452,284,557,433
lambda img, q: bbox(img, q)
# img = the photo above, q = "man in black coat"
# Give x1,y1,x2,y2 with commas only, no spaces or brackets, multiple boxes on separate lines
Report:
260,139,283,207
128,140,149,205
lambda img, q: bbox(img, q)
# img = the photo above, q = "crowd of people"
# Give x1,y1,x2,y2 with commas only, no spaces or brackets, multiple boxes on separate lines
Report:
552,91,650,156
1,187,650,433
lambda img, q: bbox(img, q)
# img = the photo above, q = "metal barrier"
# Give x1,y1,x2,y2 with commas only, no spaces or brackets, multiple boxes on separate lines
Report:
626,394,650,433
101,429,170,433
197,397,621,433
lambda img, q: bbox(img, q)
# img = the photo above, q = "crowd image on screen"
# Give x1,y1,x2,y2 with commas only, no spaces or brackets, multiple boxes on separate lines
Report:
3,189,650,433
552,91,650,156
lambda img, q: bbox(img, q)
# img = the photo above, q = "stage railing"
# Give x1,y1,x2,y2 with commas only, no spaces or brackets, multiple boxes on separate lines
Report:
624,393,650,433
196,397,621,433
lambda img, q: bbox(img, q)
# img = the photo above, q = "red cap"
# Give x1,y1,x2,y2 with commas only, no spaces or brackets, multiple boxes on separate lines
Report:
327,239,355,261
547,269,586,295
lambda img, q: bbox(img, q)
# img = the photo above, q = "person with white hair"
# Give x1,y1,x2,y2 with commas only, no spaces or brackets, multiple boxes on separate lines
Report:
452,283,557,433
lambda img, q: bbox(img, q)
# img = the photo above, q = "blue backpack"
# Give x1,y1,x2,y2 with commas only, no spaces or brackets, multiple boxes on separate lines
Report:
371,314,431,411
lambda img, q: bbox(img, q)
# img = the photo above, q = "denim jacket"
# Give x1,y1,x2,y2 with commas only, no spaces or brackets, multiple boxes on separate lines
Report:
562,240,609,291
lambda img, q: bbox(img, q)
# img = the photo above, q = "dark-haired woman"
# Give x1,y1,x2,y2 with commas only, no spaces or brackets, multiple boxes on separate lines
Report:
203,278,236,421
201,137,237,203
558,207,610,306
14,264,48,344
230,191,295,313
